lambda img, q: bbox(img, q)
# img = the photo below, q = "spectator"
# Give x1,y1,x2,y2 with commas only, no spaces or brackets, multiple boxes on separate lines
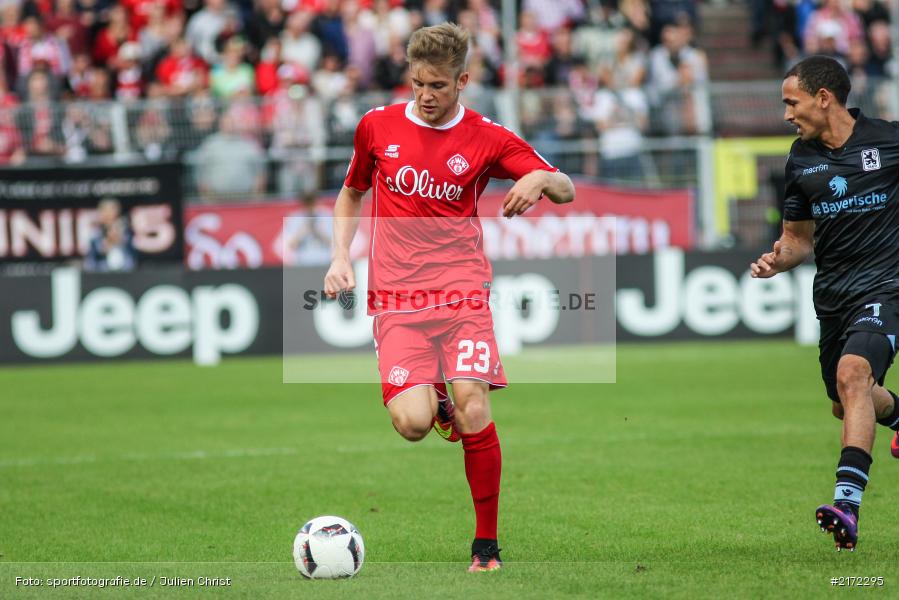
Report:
544,26,580,87
523,0,585,33
620,0,651,41
137,2,173,64
517,10,552,69
85,198,137,272
528,91,593,176
222,85,262,140
209,35,255,99
313,0,348,62
19,69,65,157
134,82,175,160
269,82,325,201
0,64,17,106
326,78,360,148
601,27,647,91
572,2,627,72
192,111,266,201
422,0,453,27
648,22,708,135
86,65,113,100
121,0,182,32
281,10,320,76
810,19,849,64
62,101,113,162
255,37,282,96
648,0,698,46
804,0,864,55
115,41,144,100
46,0,89,57
64,53,91,98
0,99,25,166
590,72,650,182
76,0,108,37
282,194,333,266
93,5,136,66
185,89,218,148
568,56,600,114
342,0,376,89
0,40,12,92
361,0,413,57
772,0,802,70
155,36,209,97
866,20,894,77
311,53,347,100
15,14,72,90
462,44,498,114
245,0,285,52
186,0,235,64
374,35,408,92
458,7,500,68
467,0,500,45
846,37,871,80
0,1,25,48
852,0,890,30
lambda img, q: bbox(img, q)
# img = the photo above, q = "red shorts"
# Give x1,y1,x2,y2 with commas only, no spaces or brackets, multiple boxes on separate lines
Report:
373,302,507,406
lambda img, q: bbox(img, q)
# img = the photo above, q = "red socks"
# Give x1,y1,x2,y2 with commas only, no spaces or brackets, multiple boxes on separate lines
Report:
461,422,502,540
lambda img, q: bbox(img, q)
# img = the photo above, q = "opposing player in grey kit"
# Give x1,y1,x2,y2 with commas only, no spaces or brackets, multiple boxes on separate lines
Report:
751,55,899,551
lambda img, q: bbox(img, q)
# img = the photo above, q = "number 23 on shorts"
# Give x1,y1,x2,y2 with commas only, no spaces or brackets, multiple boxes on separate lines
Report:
456,339,490,374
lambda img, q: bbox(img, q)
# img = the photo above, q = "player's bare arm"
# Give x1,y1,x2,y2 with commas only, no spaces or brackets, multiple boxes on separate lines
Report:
502,170,575,217
324,185,364,298
750,219,814,278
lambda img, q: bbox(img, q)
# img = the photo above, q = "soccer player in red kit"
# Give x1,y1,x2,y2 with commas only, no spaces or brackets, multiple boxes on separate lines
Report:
323,22,575,572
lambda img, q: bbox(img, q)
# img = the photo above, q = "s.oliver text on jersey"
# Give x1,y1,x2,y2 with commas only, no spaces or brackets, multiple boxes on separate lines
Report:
384,166,464,202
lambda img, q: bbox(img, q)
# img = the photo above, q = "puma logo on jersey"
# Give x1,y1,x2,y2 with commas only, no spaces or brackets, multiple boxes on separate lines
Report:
447,153,470,175
385,144,400,158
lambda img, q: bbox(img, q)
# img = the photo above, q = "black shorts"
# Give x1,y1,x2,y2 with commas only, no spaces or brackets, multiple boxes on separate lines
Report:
819,296,899,402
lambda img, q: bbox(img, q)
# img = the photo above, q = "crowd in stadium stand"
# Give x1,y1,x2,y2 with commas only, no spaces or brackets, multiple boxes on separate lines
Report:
759,0,894,77
0,0,892,194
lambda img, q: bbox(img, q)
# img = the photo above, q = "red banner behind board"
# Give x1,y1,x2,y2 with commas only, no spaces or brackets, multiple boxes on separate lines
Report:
184,183,694,269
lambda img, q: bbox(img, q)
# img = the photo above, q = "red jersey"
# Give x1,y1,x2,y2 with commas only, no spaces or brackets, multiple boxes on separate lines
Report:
155,54,208,90
121,0,182,31
344,101,557,315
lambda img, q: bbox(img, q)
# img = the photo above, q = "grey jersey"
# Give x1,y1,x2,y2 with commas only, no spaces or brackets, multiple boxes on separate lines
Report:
783,109,899,316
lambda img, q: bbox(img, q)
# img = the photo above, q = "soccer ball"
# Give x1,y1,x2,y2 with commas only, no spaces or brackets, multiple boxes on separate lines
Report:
293,515,365,579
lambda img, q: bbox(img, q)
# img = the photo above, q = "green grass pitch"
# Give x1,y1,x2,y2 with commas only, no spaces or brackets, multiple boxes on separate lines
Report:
1,340,897,598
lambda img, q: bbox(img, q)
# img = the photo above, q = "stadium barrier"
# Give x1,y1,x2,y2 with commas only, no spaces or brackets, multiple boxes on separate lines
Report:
0,248,816,367
0,163,183,264
184,183,695,269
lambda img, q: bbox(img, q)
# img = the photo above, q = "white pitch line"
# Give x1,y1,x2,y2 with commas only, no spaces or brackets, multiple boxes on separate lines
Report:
0,447,299,469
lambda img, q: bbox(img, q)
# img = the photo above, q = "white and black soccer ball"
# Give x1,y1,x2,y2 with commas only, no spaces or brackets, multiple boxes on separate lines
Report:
293,515,365,579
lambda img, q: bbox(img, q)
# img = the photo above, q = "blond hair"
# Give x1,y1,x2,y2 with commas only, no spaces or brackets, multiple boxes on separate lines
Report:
406,22,471,78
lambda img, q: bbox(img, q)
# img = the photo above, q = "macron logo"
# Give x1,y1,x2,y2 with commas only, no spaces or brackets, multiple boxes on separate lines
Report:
385,144,400,158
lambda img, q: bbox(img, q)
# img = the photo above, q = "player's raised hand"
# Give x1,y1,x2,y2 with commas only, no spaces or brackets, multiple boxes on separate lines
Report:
750,241,781,278
324,257,355,298
502,171,547,218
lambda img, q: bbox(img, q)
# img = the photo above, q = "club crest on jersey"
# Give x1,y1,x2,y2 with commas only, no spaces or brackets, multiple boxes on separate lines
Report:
388,366,409,386
862,148,881,171
829,175,848,198
447,153,470,175
385,144,400,158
